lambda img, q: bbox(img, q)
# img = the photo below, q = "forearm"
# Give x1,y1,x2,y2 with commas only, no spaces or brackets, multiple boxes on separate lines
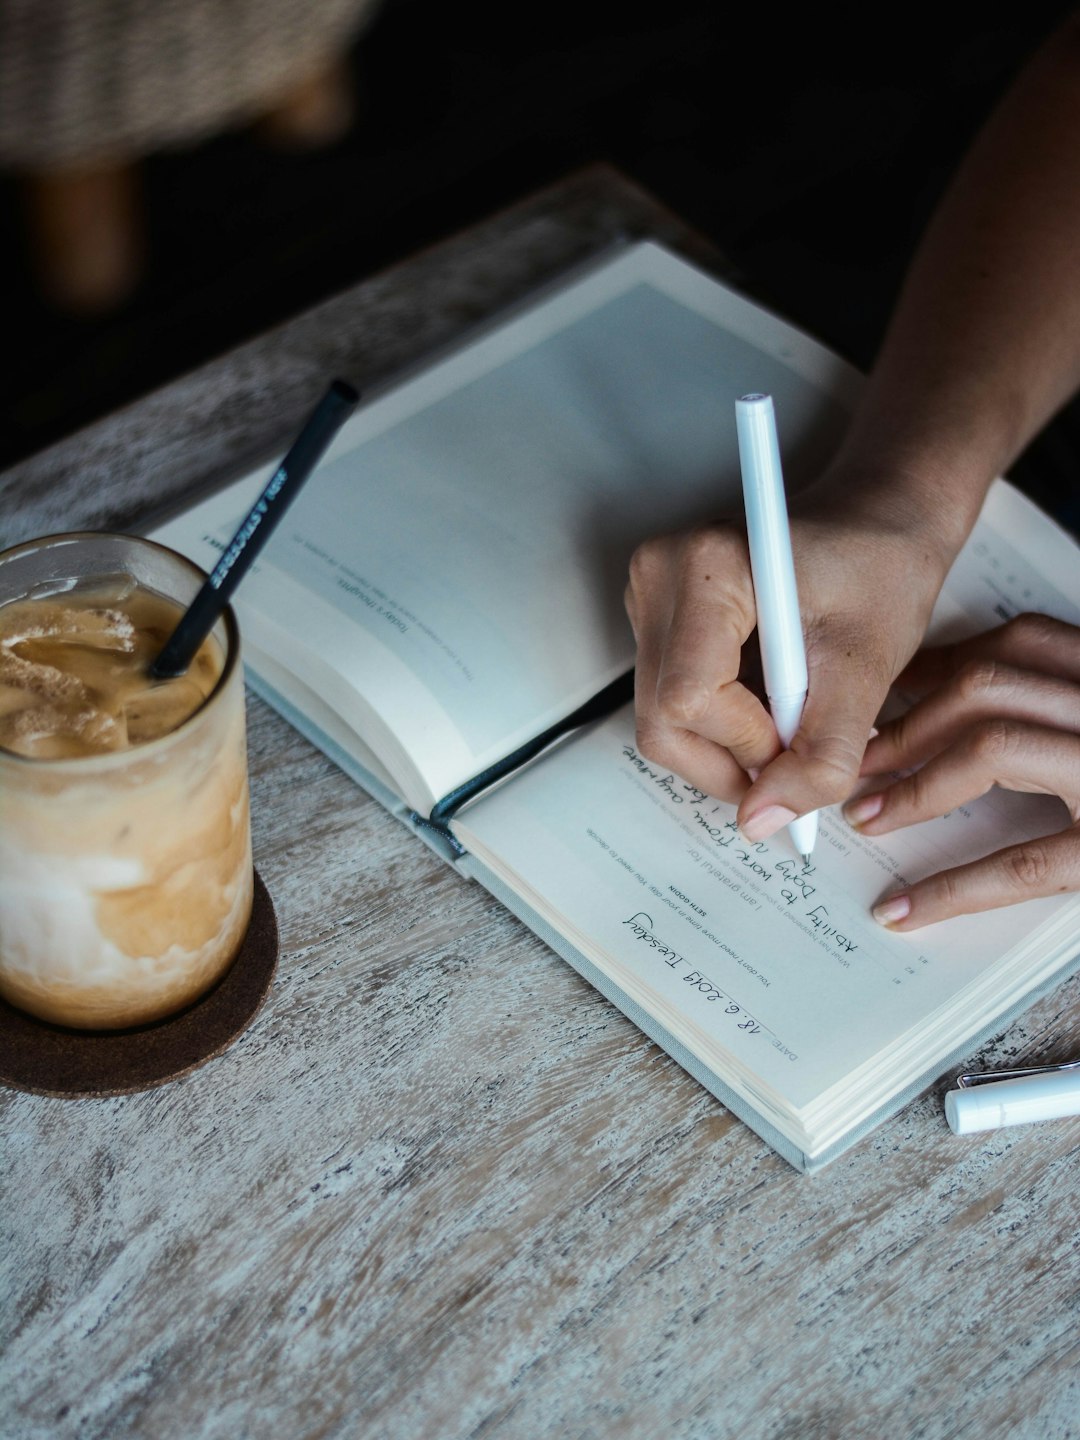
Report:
627,18,1080,824
809,14,1080,562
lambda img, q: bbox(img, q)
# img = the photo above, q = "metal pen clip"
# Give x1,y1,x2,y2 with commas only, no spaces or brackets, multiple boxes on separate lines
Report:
956,1059,1080,1089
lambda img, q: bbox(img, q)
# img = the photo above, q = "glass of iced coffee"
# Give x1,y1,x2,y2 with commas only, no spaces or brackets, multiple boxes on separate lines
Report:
0,532,253,1030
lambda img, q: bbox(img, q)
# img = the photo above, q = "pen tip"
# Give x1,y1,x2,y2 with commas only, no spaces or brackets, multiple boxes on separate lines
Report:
800,854,812,867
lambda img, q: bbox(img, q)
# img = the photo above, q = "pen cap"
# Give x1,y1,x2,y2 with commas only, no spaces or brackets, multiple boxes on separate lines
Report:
945,1068,1080,1135
735,394,807,701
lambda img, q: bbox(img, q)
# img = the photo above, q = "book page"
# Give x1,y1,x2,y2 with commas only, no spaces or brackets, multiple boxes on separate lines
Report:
154,242,858,809
454,483,1080,1139
923,477,1080,640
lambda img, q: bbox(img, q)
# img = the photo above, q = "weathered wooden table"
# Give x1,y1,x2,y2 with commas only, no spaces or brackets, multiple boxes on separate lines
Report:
3,166,1078,1440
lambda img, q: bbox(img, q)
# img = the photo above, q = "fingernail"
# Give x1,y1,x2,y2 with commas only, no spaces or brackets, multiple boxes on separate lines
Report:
868,726,880,740
843,792,884,828
741,804,798,842
747,767,760,782
872,892,911,927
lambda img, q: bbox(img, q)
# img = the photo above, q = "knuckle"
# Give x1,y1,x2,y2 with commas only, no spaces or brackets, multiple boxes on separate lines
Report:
800,736,864,805
934,867,963,912
722,715,770,760
884,706,916,757
627,539,663,592
656,674,711,726
1003,843,1053,891
968,717,1020,764
624,581,642,633
955,658,1002,704
678,524,736,577
900,763,934,812
634,720,678,770
1004,611,1059,651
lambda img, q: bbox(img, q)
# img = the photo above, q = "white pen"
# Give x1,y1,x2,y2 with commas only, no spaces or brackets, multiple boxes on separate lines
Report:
735,393,817,863
945,1061,1080,1135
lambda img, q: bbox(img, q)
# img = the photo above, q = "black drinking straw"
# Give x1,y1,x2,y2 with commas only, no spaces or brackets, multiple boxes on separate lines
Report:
150,379,359,680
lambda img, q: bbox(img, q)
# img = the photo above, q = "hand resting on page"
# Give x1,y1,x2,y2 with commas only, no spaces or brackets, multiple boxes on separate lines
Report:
843,615,1080,928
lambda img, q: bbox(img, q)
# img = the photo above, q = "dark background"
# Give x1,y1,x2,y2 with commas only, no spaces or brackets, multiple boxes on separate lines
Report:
2,0,1076,531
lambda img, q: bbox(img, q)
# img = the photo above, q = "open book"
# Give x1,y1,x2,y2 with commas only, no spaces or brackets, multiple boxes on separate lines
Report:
153,241,1080,1172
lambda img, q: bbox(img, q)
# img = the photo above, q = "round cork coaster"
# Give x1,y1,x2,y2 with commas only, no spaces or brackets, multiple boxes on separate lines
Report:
0,870,278,1098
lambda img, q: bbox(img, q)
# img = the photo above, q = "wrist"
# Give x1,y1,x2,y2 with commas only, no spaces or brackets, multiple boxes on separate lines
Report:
794,452,986,583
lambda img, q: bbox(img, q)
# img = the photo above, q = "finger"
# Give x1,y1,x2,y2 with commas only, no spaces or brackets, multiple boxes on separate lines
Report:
863,662,1080,775
846,721,1080,835
635,720,753,805
651,530,780,773
898,613,1080,695
655,613,776,765
633,672,761,805
625,567,672,731
633,659,753,805
659,671,780,776
626,554,758,804
869,825,1080,929
653,555,748,718
739,619,893,838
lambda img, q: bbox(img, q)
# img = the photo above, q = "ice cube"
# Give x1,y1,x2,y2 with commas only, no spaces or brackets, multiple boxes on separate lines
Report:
0,681,36,737
27,576,79,601
0,706,30,755
0,703,70,757
40,606,137,653
64,572,138,605
0,699,128,758
122,677,204,745
1,611,135,660
0,671,34,707
0,647,88,704
71,706,129,752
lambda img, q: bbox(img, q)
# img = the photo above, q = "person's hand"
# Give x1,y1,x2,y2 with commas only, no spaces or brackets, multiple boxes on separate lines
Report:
624,489,955,837
842,614,1080,928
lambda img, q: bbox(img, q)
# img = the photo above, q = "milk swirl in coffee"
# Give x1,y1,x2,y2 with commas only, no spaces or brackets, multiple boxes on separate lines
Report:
0,557,253,1030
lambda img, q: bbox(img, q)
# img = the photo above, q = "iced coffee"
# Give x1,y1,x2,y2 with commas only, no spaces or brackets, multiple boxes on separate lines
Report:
0,533,253,1029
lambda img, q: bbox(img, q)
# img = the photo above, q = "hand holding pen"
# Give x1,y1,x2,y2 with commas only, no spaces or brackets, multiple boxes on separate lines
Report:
626,444,1080,924
625,403,941,869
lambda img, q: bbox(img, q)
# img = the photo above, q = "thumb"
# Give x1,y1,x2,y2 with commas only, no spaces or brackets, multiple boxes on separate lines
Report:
736,643,887,839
